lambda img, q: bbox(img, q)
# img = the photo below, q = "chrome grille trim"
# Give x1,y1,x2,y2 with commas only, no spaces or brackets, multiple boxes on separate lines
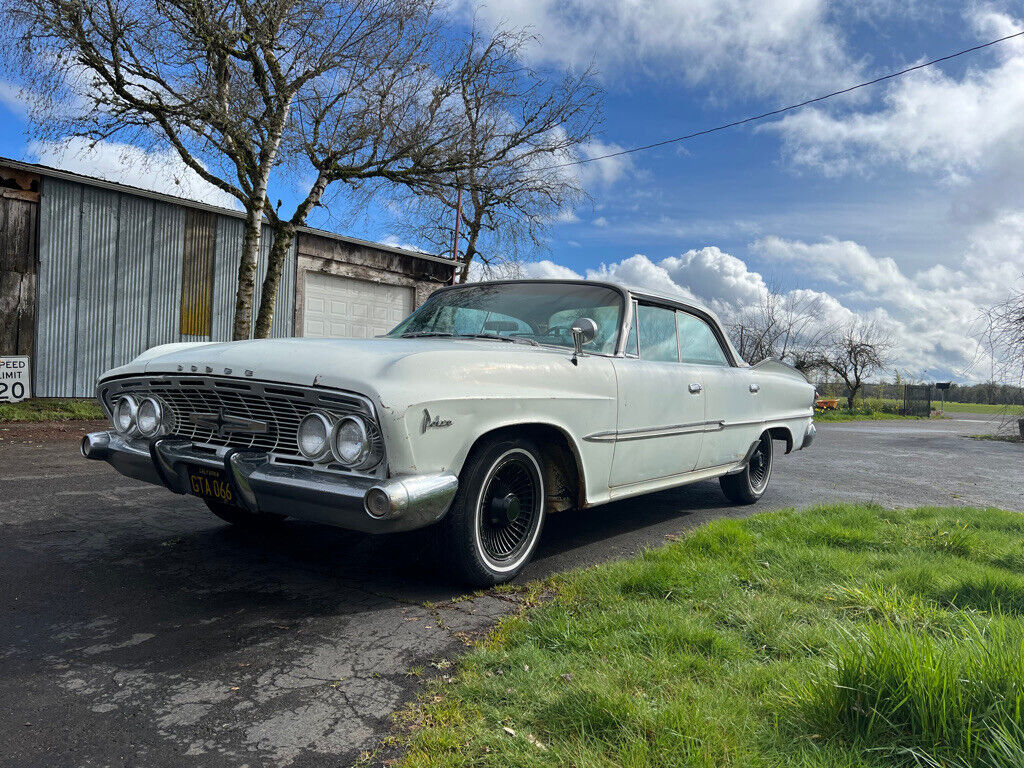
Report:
98,375,386,478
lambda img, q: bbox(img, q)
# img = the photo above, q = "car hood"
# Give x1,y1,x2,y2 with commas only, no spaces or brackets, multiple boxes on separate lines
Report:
102,336,580,402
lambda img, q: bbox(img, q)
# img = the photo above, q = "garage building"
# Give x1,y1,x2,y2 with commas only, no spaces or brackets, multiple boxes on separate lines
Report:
0,158,455,397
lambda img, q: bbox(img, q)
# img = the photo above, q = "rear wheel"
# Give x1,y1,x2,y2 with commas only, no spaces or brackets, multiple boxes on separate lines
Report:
204,500,286,529
440,436,546,587
720,431,773,504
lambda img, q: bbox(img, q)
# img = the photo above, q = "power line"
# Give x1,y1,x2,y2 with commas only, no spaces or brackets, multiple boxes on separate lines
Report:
553,29,1024,169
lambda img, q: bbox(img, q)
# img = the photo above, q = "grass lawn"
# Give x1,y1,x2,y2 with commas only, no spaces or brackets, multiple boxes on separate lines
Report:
940,402,1023,415
393,504,1024,768
0,398,104,422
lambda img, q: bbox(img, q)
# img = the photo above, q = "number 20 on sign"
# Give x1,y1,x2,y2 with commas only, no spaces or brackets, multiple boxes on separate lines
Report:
0,356,31,403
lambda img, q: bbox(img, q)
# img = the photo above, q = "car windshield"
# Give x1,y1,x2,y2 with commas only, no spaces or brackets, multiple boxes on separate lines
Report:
388,282,624,354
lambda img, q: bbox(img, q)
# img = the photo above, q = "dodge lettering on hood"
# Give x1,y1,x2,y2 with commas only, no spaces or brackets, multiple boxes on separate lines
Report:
83,280,815,585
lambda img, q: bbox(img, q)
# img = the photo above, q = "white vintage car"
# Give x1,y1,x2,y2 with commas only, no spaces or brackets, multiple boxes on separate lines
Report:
83,279,815,585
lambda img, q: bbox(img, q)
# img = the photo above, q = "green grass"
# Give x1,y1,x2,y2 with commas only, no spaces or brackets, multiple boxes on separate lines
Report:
393,505,1024,768
940,402,1023,415
814,410,916,422
970,434,1024,444
0,398,105,422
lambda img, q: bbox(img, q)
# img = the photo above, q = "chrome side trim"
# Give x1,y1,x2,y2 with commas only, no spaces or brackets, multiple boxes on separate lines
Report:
583,420,724,443
720,410,814,429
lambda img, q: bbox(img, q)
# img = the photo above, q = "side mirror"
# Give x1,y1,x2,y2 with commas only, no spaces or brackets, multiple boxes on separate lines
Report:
570,317,599,364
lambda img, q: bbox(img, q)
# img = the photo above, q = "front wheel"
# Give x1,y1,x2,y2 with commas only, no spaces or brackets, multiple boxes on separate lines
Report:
720,431,773,504
439,436,546,587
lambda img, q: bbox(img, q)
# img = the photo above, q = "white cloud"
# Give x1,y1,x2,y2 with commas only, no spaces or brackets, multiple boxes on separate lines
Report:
769,10,1024,181
753,236,905,293
574,141,634,187
29,137,240,209
0,80,29,119
457,0,860,98
593,216,608,227
497,219,1024,382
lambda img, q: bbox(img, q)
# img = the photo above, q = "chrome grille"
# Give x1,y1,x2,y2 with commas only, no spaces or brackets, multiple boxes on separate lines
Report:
99,375,384,473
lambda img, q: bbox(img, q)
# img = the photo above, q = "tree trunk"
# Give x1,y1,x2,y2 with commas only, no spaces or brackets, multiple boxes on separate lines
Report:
457,213,484,283
846,385,858,410
253,224,295,339
232,206,263,340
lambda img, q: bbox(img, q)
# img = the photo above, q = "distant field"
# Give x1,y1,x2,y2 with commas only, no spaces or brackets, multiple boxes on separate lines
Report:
939,401,1022,414
814,398,1022,419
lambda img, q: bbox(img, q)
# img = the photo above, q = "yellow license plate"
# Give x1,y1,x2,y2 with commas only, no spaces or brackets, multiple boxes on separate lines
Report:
187,465,237,506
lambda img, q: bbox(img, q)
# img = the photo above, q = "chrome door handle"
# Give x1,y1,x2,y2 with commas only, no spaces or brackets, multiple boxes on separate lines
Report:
749,383,760,393
688,383,703,394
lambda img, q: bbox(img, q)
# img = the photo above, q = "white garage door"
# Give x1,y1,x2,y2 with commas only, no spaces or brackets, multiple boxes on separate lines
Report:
302,272,415,338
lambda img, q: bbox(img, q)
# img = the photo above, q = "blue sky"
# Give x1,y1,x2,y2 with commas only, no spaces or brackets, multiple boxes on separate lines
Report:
2,0,1023,382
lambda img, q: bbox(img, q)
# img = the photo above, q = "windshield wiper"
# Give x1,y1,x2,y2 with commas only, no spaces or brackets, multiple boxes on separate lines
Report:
458,333,538,346
400,332,455,338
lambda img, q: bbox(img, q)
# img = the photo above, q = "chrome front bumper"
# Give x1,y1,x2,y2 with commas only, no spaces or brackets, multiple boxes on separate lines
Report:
81,431,458,533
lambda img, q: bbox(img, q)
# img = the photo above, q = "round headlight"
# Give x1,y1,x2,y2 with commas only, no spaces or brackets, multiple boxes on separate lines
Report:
136,397,164,437
332,415,371,467
297,412,332,460
113,395,139,435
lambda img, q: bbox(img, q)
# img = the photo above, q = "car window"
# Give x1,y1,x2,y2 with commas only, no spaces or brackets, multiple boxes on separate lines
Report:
637,304,679,362
445,308,532,336
548,306,622,352
677,311,730,366
388,283,624,354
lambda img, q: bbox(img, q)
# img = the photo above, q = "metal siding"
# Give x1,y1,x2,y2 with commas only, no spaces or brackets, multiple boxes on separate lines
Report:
212,215,243,340
75,186,120,396
147,203,184,348
35,178,81,396
112,195,153,366
179,208,216,337
34,176,301,395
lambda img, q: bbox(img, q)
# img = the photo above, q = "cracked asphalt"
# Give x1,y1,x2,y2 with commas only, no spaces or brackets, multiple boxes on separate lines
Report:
1,412,1021,767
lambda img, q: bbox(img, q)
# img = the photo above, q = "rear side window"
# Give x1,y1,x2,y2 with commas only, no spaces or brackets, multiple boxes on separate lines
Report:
677,311,729,366
637,304,679,362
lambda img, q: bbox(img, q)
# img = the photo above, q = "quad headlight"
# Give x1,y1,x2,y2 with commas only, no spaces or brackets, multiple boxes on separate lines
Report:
136,397,166,437
297,412,333,461
297,411,380,469
113,395,139,435
332,415,372,467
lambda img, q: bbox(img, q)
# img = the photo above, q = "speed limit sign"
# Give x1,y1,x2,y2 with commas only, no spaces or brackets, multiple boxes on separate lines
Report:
0,356,31,402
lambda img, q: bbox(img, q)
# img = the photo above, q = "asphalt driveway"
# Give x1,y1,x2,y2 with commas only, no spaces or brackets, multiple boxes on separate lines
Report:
1,412,1021,767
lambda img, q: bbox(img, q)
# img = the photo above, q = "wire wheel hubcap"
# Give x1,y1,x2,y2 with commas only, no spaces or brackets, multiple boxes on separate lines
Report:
477,451,541,566
748,435,772,493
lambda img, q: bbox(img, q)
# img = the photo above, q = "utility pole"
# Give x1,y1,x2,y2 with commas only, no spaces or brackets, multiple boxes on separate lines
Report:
451,187,463,284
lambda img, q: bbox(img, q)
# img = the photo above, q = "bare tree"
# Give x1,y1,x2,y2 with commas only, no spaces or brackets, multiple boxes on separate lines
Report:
982,284,1024,387
812,319,892,410
728,287,832,371
394,26,601,283
6,0,476,339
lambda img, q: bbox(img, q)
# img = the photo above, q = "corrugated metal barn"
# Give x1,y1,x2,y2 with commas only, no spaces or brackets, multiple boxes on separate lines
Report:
0,158,455,397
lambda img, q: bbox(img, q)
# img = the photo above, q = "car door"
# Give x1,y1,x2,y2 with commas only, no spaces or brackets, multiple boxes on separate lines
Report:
608,302,706,487
675,310,761,470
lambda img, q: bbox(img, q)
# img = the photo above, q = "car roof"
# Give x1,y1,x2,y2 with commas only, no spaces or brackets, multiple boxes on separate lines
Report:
442,278,720,323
